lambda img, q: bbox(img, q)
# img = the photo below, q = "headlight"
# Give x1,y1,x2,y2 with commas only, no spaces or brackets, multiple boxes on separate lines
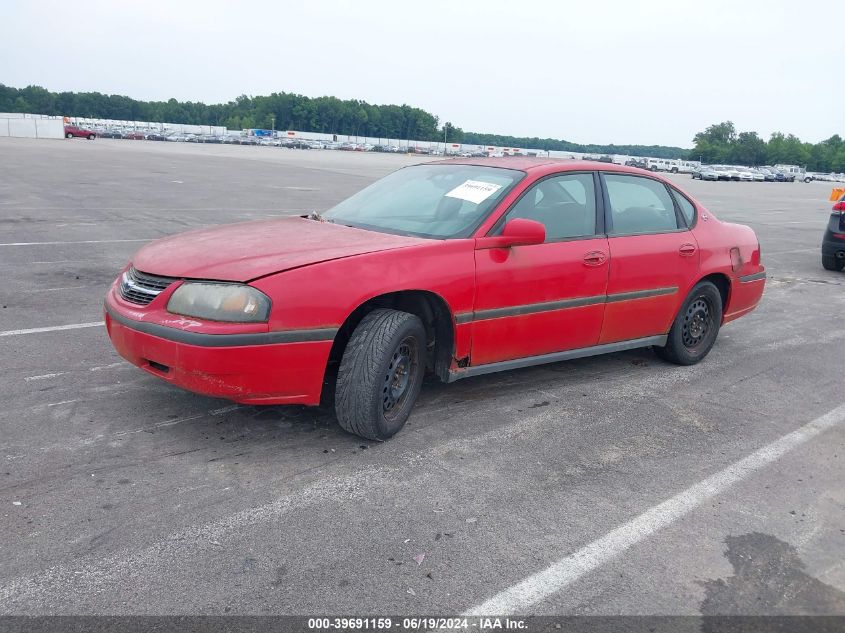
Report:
166,282,271,323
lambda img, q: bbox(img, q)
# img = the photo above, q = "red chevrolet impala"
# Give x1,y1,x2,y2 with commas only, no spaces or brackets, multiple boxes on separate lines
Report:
105,159,765,440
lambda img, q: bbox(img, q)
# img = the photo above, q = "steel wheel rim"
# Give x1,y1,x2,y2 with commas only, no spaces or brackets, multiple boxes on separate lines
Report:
682,297,713,350
382,336,417,419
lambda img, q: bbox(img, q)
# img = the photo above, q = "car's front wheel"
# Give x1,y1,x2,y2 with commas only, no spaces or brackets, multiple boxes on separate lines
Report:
654,281,722,365
87,134,95,140
335,309,426,440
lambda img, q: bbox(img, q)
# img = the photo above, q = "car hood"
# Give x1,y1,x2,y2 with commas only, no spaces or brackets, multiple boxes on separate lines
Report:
132,216,428,282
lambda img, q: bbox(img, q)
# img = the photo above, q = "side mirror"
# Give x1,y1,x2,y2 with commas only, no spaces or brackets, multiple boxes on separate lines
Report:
475,218,546,249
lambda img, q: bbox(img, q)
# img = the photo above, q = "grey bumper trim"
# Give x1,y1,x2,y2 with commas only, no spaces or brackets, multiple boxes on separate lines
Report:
106,304,337,346
459,286,678,324
472,294,606,321
454,312,474,325
605,286,678,303
739,271,767,283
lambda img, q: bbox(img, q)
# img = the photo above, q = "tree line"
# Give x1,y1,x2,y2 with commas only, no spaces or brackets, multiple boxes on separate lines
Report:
1,84,688,157
692,121,845,172
4,86,840,168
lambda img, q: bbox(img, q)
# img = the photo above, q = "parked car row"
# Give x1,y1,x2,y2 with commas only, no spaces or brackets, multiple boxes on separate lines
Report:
691,165,845,183
691,165,799,182
623,158,698,174
806,171,845,183
68,126,456,153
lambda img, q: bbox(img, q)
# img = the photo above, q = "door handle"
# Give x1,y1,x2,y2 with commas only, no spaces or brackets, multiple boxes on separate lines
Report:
583,251,607,266
679,243,697,256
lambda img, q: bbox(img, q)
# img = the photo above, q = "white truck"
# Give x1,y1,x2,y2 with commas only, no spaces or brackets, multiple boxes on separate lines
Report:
774,164,809,182
644,158,699,174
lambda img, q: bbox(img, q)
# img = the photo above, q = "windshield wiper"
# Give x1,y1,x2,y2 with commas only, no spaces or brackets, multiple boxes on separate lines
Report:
306,211,334,223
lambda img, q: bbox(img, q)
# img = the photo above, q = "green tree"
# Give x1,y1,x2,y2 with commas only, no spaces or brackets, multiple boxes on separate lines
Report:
728,131,767,166
442,121,464,144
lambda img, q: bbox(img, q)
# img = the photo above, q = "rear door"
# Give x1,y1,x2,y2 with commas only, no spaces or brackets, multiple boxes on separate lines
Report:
471,172,610,366
598,172,699,344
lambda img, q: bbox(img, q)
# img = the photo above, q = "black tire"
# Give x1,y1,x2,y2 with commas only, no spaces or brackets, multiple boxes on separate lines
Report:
335,309,426,440
822,254,845,271
87,134,95,140
65,133,73,138
654,281,722,366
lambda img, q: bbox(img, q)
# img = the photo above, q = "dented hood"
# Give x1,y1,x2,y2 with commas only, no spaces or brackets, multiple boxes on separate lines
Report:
132,216,427,282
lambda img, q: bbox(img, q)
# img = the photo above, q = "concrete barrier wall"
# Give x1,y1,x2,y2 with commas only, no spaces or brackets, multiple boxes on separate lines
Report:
0,112,62,120
0,116,64,139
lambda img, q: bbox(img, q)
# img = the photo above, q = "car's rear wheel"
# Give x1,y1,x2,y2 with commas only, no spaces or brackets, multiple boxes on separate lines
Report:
87,134,95,140
334,309,426,440
654,281,722,366
822,254,845,271
65,133,73,138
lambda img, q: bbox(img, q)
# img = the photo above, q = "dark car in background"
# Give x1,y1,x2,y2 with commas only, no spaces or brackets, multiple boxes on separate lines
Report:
822,195,845,271
756,167,776,182
64,125,96,140
774,169,795,182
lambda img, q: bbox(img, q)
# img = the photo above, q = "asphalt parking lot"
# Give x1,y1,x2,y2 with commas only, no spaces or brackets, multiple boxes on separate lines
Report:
1,137,844,617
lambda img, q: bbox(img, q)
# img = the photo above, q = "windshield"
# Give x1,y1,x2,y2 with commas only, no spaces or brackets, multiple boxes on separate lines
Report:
323,164,523,239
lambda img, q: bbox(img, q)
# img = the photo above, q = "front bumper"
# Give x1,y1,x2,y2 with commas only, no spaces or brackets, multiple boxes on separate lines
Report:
104,292,334,405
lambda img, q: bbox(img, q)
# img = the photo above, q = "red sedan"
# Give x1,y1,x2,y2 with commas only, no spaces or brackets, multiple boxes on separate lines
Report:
105,159,765,440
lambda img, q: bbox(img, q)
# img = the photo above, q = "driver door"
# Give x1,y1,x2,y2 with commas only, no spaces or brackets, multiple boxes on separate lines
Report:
471,172,610,366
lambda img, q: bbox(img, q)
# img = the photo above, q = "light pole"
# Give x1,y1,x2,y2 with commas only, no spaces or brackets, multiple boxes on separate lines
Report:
444,121,448,155
271,115,276,136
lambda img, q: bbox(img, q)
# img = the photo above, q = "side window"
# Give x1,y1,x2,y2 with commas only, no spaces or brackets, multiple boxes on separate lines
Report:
501,173,597,241
604,174,678,234
672,189,696,226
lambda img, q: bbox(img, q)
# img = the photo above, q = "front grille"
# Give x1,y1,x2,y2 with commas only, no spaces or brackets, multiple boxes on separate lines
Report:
118,267,177,306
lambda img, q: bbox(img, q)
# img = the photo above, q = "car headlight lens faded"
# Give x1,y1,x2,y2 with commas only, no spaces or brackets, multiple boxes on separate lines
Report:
167,283,271,323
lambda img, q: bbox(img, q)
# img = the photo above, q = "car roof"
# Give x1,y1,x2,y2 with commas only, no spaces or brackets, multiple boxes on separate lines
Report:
425,157,657,177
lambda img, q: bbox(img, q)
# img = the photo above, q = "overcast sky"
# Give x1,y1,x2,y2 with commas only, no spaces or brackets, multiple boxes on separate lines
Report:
1,0,843,147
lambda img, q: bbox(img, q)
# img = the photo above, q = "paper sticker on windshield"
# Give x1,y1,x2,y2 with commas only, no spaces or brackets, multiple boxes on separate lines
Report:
445,180,503,205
